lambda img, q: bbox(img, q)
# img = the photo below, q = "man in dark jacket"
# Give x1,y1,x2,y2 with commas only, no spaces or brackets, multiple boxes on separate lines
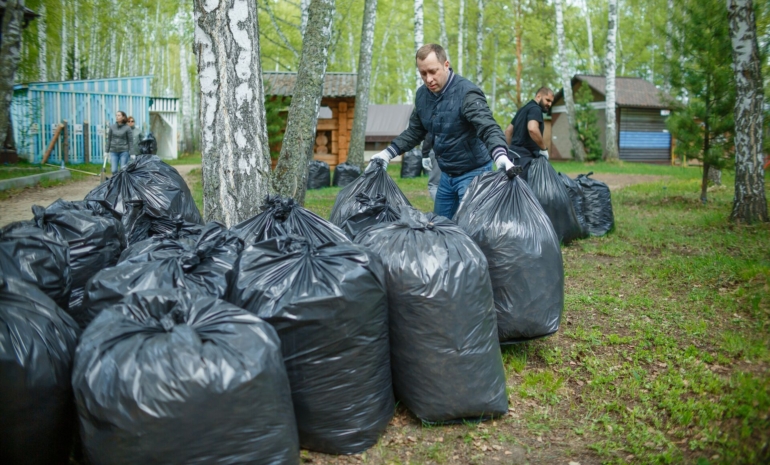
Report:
366,43,513,218
504,87,554,181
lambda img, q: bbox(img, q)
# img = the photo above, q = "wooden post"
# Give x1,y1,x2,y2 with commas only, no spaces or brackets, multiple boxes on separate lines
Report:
83,121,90,164
62,120,69,164
41,124,64,165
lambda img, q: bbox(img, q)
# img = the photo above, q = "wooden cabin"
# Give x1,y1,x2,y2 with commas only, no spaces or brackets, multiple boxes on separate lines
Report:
263,72,357,169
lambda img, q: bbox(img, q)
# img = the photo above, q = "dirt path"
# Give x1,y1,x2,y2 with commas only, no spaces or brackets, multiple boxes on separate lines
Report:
561,172,669,191
0,164,200,228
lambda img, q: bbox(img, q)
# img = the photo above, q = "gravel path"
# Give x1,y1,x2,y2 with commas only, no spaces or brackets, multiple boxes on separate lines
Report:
0,164,200,228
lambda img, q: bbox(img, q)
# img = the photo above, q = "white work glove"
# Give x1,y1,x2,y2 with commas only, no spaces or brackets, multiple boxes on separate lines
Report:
422,157,432,172
539,149,549,159
495,155,514,172
365,149,392,173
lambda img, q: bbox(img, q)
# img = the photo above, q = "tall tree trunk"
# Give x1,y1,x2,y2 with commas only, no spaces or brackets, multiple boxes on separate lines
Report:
370,5,394,94
73,0,80,79
603,0,619,161
701,91,711,204
347,0,377,169
179,19,193,154
491,37,497,114
555,0,586,161
273,0,335,205
413,0,423,89
438,0,448,54
583,0,594,73
663,0,673,94
348,26,355,71
457,0,464,75
515,1,522,106
0,0,24,150
38,2,47,81
194,0,272,227
61,2,67,80
300,0,311,37
475,0,483,86
110,0,119,76
728,0,767,223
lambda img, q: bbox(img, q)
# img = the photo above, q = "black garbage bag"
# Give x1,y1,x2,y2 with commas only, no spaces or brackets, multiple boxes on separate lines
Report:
122,199,206,245
329,158,411,227
227,236,393,454
231,195,349,246
400,147,423,178
138,132,157,155
332,161,362,187
354,207,507,423
0,276,80,465
72,289,299,465
0,221,71,309
340,193,402,240
454,170,564,343
557,173,589,236
576,172,615,236
307,160,331,189
80,224,239,329
527,157,585,243
84,155,202,224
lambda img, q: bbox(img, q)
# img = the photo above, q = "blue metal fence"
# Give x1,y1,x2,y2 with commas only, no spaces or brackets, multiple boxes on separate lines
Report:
12,76,153,164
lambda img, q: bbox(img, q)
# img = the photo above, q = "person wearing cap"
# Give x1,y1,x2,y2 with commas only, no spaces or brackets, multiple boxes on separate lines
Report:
365,43,513,219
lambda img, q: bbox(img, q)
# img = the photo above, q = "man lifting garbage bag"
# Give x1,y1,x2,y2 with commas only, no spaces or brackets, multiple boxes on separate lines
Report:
454,167,564,343
355,207,508,423
227,235,393,455
329,158,411,227
72,289,300,465
0,277,80,465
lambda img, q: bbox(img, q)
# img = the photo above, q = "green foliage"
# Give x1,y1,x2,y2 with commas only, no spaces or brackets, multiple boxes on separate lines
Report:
264,96,291,159
573,84,602,161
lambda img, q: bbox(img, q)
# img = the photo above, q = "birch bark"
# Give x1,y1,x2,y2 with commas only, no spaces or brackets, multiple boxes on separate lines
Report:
603,0,619,161
179,14,193,154
38,2,47,81
555,0,586,161
583,0,594,72
73,0,80,79
458,0,464,75
194,0,272,226
727,0,767,223
438,0,448,54
664,0,673,94
60,2,67,80
475,0,483,86
413,0,423,88
0,0,24,150
347,0,377,168
272,0,335,205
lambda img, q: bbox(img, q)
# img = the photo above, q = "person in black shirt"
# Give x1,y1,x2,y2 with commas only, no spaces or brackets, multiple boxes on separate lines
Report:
504,87,554,181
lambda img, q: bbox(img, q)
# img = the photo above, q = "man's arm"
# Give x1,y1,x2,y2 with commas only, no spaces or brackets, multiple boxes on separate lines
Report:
462,89,508,162
504,124,513,146
387,106,428,158
527,120,546,150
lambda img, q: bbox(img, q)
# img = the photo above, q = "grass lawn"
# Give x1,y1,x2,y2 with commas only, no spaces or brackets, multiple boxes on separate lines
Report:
186,161,770,464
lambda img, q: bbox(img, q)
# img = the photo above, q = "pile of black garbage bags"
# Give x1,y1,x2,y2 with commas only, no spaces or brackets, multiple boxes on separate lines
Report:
0,152,614,464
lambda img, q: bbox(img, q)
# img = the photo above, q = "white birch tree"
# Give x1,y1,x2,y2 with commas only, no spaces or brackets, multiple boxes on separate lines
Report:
273,0,335,205
60,1,67,80
727,0,767,223
0,0,25,150
555,0,586,161
73,0,80,79
458,0,464,75
603,0,619,161
347,0,377,168
438,0,448,53
37,2,47,81
178,10,193,153
300,0,311,37
475,0,483,86
413,0,423,88
193,0,272,226
583,0,595,73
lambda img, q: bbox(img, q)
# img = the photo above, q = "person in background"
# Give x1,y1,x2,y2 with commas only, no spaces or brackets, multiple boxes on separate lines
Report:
504,87,554,181
127,116,142,158
107,111,133,175
366,43,513,219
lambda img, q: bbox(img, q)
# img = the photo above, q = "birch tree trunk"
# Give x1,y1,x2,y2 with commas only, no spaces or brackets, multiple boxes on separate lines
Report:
457,0,464,75
413,0,424,88
347,0,377,169
0,0,24,150
38,2,47,81
73,0,80,80
603,0,619,161
179,20,193,154
61,3,67,80
273,0,335,205
515,1,522,106
348,27,355,71
583,0,594,73
300,0,311,37
663,0,673,94
555,0,586,161
194,0,272,227
438,0,448,54
727,0,767,223
475,0,483,86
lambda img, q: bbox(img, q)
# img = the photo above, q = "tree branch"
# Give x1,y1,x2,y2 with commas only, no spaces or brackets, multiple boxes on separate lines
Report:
260,0,300,60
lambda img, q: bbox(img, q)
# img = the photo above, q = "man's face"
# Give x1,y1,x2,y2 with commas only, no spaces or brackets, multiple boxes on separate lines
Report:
535,93,554,112
417,52,450,93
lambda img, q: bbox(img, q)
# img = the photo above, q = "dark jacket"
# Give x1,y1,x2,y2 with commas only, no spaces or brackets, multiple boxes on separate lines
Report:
390,72,507,176
129,127,142,156
107,122,133,154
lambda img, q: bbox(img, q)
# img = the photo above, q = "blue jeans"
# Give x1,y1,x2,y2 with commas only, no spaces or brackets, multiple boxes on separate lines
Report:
110,151,130,175
434,163,491,219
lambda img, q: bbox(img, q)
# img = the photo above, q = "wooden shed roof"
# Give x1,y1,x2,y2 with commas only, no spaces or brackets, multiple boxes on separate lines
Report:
555,74,672,109
263,72,357,98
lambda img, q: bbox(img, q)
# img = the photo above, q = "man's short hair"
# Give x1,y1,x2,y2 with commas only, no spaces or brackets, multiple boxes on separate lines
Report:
416,44,448,63
536,86,554,97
